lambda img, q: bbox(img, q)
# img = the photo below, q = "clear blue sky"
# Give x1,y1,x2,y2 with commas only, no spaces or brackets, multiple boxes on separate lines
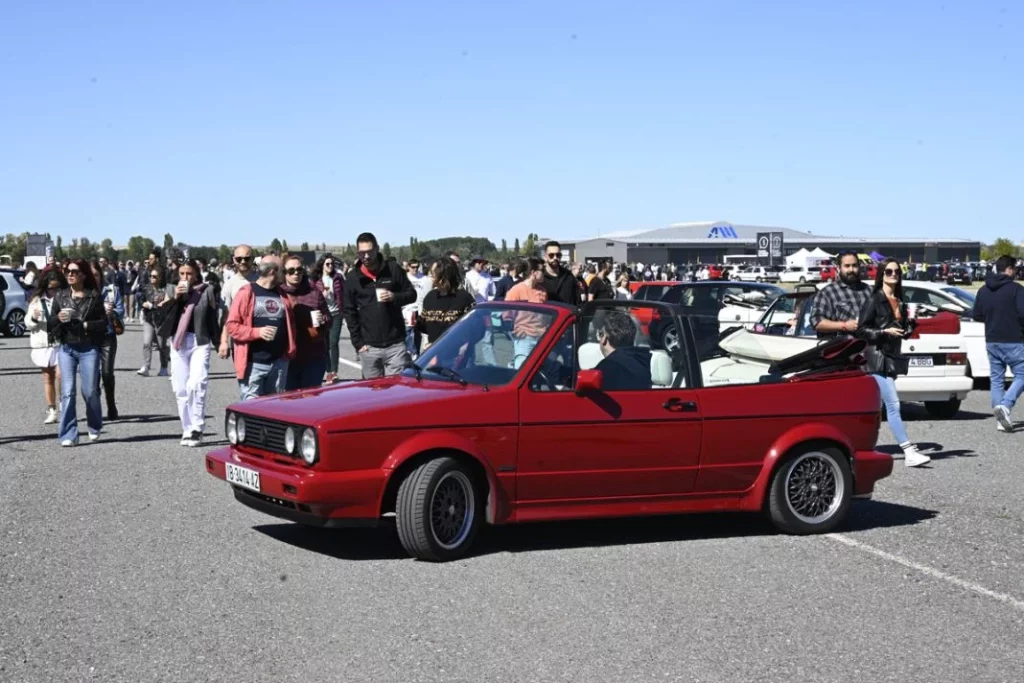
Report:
1,0,1021,248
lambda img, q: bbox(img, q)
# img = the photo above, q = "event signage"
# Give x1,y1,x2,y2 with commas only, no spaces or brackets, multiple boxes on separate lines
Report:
770,232,784,265
756,232,770,265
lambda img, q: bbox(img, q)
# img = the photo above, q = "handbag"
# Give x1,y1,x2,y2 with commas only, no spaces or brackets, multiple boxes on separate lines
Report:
112,312,125,336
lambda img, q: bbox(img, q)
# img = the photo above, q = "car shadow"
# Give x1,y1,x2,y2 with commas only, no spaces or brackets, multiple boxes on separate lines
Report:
0,369,42,377
876,441,978,459
253,500,937,562
899,405,989,422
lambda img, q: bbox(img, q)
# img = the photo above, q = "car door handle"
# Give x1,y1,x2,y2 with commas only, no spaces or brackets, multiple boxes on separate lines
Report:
663,398,698,412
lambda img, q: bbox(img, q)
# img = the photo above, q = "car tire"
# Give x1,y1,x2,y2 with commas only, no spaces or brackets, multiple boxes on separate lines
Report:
395,457,481,561
660,325,679,353
767,447,853,534
755,277,763,283
5,310,26,338
798,276,806,284
924,399,961,419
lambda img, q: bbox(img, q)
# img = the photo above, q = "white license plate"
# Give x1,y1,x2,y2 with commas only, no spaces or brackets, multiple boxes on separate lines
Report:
909,356,934,367
226,463,261,492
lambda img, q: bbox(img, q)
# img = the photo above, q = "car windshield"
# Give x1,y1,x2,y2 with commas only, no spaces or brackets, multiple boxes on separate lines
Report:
404,304,558,387
753,294,816,336
941,287,976,308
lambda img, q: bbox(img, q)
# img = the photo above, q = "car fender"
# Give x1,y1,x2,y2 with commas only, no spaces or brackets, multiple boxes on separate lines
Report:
379,429,506,524
741,421,856,512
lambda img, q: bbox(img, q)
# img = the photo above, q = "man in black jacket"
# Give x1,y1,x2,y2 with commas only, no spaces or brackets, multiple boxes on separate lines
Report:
594,310,652,391
972,254,1024,431
343,232,416,378
541,241,582,306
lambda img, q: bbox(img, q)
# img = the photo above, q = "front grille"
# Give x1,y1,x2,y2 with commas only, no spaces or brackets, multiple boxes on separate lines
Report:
241,415,295,457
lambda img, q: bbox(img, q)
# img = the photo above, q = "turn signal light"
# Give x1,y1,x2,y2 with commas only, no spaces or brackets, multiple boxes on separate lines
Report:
946,353,968,365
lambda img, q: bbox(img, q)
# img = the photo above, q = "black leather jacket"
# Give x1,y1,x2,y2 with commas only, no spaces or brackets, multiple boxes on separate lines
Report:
47,287,107,346
856,289,915,376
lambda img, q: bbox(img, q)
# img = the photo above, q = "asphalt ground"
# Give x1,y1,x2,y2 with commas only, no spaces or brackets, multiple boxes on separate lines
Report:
2,323,1023,683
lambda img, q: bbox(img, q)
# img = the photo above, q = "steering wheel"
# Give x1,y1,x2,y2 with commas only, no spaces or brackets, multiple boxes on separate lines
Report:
533,366,559,392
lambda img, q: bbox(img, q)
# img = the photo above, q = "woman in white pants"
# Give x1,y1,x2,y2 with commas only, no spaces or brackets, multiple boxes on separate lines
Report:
161,259,220,448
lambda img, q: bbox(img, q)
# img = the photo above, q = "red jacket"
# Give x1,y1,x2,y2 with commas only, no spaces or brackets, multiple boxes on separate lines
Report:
226,283,297,380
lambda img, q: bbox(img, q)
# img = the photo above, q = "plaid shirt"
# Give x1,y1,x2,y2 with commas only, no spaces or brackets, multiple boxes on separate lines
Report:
808,279,871,339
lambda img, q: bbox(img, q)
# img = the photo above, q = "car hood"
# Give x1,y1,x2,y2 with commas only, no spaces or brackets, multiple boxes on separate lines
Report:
228,376,500,430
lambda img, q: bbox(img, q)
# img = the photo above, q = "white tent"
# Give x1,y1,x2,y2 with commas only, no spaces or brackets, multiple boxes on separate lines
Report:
809,247,834,259
786,248,813,267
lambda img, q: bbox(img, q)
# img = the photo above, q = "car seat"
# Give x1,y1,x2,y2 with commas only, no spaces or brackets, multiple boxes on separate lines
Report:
578,342,603,370
651,350,673,387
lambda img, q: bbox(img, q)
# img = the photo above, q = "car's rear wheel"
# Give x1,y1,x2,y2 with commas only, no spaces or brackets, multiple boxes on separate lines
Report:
660,325,679,353
396,457,481,561
5,310,26,338
755,277,763,283
798,276,806,283
768,448,852,534
924,398,961,419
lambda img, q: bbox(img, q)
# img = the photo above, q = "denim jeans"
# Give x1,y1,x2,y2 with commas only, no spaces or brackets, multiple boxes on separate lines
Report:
987,342,1024,410
405,326,421,359
872,374,909,445
57,343,103,442
511,336,539,369
239,358,289,400
286,357,328,391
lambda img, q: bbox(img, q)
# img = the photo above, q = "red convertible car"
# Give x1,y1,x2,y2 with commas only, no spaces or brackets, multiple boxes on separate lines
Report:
205,300,892,561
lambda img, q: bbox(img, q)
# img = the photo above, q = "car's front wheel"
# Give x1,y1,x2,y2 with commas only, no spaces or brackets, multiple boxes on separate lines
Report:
798,276,806,283
396,457,481,561
5,310,26,337
924,399,961,419
767,448,852,534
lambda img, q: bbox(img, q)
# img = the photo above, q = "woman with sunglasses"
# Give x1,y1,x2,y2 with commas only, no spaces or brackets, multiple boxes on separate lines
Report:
91,260,125,421
857,258,930,467
137,267,175,376
160,259,220,447
26,268,67,424
282,255,332,389
311,254,344,383
47,259,107,446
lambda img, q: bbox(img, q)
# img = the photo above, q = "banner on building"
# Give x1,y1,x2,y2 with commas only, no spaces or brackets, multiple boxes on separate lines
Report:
756,232,771,265
770,232,784,265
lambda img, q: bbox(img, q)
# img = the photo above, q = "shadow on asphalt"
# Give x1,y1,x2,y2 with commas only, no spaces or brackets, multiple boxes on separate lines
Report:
0,369,41,377
899,405,990,422
876,441,978,460
253,500,937,561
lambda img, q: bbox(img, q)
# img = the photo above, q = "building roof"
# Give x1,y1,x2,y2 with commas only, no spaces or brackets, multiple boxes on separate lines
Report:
559,220,977,245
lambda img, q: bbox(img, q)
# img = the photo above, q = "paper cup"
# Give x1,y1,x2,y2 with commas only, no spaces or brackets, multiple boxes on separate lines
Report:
311,311,321,327
907,303,918,320
375,289,386,302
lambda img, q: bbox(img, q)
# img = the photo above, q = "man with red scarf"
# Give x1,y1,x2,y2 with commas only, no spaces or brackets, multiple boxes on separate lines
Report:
343,232,416,378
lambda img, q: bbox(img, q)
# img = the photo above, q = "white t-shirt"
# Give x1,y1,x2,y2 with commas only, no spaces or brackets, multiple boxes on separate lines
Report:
222,270,257,314
464,269,495,304
403,273,431,326
322,274,339,313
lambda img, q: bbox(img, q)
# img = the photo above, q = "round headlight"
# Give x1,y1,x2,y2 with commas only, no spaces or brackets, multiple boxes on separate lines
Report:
300,428,317,464
284,427,296,454
237,416,247,443
226,413,238,445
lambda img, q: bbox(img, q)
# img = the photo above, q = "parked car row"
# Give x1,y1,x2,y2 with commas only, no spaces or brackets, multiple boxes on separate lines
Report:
0,269,29,338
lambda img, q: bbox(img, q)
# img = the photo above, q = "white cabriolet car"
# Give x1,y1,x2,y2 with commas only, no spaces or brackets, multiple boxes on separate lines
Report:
699,288,972,418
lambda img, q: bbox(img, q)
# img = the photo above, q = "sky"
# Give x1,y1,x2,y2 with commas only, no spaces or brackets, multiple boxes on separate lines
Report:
1,0,1021,248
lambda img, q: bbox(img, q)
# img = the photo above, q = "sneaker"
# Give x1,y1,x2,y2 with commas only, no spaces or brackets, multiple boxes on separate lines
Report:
180,433,191,446
994,405,1013,432
87,431,100,442
44,407,58,424
61,438,78,447
184,431,203,448
903,444,931,467
157,368,169,377
137,367,150,377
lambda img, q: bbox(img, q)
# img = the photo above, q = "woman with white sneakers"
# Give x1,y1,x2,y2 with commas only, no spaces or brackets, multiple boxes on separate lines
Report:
26,268,66,424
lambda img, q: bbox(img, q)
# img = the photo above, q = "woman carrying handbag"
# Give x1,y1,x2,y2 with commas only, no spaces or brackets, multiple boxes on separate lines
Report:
856,258,930,467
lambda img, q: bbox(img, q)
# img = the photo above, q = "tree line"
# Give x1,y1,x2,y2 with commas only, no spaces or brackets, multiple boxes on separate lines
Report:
0,231,545,266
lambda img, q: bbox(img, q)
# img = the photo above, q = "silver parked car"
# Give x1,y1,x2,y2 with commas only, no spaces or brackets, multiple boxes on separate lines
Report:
0,269,30,337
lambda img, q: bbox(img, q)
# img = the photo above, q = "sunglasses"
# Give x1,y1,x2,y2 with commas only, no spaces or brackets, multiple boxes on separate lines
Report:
883,268,901,276
150,275,159,279
66,268,81,275
284,267,304,275
547,252,562,259
234,256,252,263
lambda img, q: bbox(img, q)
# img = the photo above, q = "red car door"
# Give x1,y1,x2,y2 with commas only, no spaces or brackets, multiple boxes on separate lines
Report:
515,320,703,517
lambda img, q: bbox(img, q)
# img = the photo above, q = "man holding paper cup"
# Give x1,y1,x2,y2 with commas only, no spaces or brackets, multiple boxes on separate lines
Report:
226,255,297,400
343,232,417,379
281,254,332,390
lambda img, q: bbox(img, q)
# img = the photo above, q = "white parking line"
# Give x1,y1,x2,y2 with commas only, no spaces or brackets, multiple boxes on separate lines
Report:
339,358,361,370
827,533,1024,613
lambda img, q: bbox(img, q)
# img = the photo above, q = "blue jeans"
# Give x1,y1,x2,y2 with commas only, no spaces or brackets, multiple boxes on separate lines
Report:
511,336,539,369
286,357,327,391
405,326,421,359
239,358,289,400
872,374,910,445
57,343,102,442
987,342,1024,410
